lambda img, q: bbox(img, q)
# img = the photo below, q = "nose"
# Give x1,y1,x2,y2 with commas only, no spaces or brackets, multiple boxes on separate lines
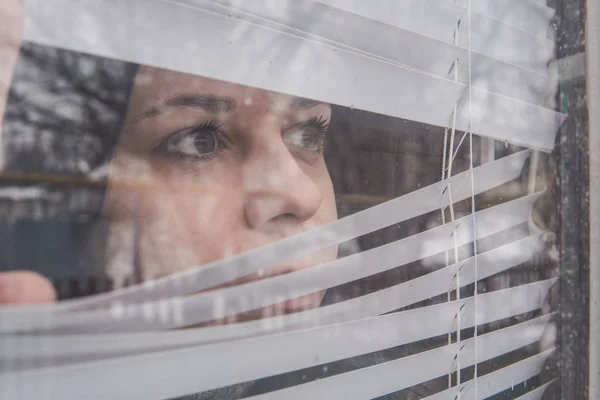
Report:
243,141,323,230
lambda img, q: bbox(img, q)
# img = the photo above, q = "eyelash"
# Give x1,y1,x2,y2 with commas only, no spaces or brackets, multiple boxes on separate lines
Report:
198,119,223,131
153,119,227,162
306,115,330,133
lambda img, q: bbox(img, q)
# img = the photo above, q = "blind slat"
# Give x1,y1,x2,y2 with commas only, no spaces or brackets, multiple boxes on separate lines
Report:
0,311,553,400
453,0,554,38
313,0,554,48
424,349,554,400
314,0,554,41
514,381,555,400
23,0,565,151
0,151,531,318
196,0,554,106
463,349,554,399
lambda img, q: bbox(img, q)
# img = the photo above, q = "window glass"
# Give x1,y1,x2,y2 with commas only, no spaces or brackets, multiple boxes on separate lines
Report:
0,1,592,399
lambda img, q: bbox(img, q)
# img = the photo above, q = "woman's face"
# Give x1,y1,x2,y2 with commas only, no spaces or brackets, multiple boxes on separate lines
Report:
103,66,338,320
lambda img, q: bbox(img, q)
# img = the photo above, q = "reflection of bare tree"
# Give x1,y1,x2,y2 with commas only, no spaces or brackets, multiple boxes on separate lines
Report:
3,42,133,175
0,42,133,287
0,5,570,398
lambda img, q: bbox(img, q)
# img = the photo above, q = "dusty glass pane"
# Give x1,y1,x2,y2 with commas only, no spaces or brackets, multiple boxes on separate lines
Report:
0,0,592,399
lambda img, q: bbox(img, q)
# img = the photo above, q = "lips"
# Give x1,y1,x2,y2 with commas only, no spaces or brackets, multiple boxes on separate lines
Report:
202,266,302,291
221,267,325,311
282,292,323,312
181,243,337,327
195,266,324,324
234,291,323,321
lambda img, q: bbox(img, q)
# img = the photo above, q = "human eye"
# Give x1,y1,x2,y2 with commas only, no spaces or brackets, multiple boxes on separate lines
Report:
282,116,329,155
153,120,228,161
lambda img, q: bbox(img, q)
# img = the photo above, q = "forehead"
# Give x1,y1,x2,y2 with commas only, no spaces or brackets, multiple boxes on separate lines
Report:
131,66,296,111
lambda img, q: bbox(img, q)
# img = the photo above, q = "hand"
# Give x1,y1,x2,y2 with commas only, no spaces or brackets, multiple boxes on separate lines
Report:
0,271,56,304
0,1,56,305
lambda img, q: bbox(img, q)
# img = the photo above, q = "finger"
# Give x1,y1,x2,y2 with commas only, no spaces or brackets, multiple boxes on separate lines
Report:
0,0,24,127
0,271,56,304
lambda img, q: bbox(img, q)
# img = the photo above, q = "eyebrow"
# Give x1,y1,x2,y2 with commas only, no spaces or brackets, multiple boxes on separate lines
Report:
134,94,325,123
134,94,237,122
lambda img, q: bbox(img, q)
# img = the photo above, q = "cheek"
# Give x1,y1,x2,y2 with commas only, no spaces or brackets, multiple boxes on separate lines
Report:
321,180,338,222
312,162,338,223
105,154,339,280
310,165,339,260
134,181,246,279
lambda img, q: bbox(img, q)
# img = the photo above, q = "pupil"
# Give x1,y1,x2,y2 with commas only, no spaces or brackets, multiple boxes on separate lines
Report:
302,128,318,149
194,132,217,154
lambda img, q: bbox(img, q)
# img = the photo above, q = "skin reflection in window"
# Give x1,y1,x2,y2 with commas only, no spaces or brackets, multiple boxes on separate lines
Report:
102,66,339,324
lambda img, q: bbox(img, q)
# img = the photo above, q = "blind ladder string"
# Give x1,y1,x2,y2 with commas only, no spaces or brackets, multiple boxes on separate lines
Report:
466,0,480,398
443,7,463,392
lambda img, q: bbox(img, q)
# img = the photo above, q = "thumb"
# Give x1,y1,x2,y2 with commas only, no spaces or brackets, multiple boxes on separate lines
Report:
0,271,56,304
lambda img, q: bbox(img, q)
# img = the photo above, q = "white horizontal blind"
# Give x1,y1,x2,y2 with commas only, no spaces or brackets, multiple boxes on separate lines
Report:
22,0,566,152
0,0,562,399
